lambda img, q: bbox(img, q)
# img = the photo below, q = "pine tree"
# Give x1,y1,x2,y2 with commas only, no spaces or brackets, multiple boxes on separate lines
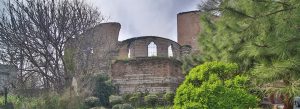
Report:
199,0,300,108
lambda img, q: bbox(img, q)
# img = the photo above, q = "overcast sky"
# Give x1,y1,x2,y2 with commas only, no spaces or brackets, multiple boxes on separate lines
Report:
0,0,203,41
88,0,203,41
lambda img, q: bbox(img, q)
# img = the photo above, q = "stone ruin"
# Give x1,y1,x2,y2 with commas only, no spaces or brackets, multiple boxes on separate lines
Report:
66,11,202,95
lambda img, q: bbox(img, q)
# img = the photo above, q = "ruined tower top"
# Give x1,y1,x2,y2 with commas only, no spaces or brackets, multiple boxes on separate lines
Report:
177,11,201,53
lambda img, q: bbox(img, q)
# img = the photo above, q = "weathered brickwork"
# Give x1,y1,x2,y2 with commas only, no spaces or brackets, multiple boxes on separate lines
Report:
177,11,201,53
111,58,183,94
66,22,121,96
67,11,201,95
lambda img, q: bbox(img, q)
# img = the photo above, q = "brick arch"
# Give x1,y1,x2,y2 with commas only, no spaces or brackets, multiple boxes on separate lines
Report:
147,41,157,57
118,36,181,59
168,44,174,57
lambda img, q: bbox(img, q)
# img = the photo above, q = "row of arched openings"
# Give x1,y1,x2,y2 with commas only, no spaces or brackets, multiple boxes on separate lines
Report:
128,42,173,58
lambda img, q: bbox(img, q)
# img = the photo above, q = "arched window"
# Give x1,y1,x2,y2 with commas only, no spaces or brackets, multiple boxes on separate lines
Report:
128,48,131,58
148,42,157,57
168,45,173,57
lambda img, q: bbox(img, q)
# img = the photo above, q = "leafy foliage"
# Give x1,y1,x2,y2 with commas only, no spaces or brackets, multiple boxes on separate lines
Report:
162,92,175,105
181,54,203,74
109,95,123,106
129,92,143,107
144,94,158,108
84,96,100,108
93,74,116,107
0,93,87,109
199,0,300,108
112,103,134,109
173,62,258,109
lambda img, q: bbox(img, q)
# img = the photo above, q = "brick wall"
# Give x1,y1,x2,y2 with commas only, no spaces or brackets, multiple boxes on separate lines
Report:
65,10,202,95
111,57,184,94
177,11,201,53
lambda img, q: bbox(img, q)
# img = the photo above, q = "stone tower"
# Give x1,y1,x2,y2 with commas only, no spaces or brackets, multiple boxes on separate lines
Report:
66,22,121,96
177,11,201,53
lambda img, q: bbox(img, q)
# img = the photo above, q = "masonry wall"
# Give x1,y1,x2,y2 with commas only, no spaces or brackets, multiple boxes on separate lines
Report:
111,58,184,94
177,11,201,53
65,22,121,96
65,10,202,95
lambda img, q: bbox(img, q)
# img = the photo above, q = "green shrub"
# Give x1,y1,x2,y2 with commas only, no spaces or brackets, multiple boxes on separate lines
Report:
144,94,158,107
94,74,116,107
112,103,133,109
0,89,87,109
121,103,133,109
90,106,107,109
44,95,61,109
163,92,174,104
173,62,258,109
58,92,88,109
84,96,100,108
112,104,122,109
109,95,123,105
0,95,44,109
129,92,142,107
122,94,131,103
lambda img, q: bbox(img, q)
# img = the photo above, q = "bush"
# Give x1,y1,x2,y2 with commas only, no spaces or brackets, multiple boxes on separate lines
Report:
122,94,131,103
128,92,142,107
144,94,158,107
0,91,87,109
84,96,100,108
112,104,122,109
0,94,49,109
94,74,116,107
109,95,123,105
58,90,88,109
163,92,174,104
90,106,107,109
121,103,133,109
112,103,133,109
173,62,258,109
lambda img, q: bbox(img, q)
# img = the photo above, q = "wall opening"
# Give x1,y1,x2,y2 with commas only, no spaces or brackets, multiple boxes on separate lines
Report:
168,45,173,57
128,48,131,58
148,42,157,57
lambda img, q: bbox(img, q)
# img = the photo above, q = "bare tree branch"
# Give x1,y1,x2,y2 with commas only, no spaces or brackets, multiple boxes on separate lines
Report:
0,0,103,90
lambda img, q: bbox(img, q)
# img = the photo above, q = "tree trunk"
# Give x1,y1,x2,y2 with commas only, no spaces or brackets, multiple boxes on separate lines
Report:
283,94,292,109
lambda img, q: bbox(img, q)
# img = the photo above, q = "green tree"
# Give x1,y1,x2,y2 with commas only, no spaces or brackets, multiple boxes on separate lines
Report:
199,0,300,108
162,92,174,106
181,54,203,74
173,62,258,109
93,74,116,107
144,94,158,109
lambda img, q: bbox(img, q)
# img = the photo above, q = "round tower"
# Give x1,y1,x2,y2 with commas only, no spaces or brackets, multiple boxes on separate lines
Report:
177,11,201,53
67,22,121,96
91,22,121,50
